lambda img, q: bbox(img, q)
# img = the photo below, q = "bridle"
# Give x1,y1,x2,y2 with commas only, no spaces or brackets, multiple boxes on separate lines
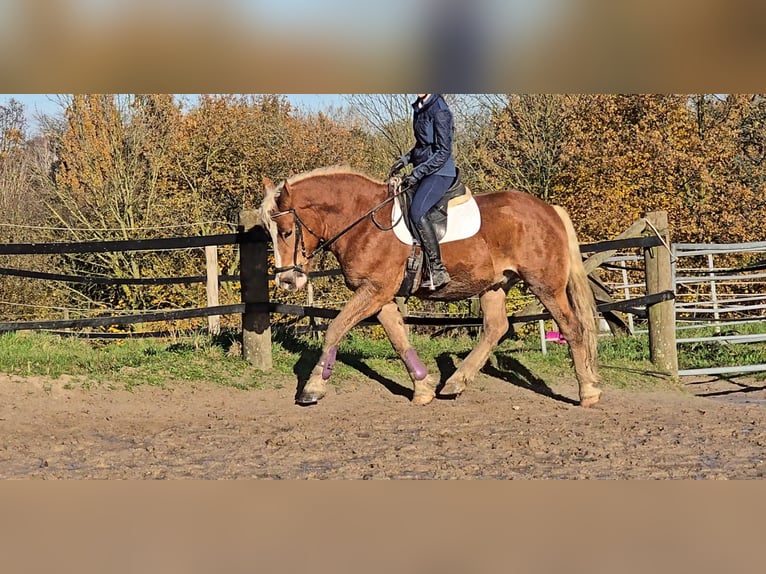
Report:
270,179,406,275
270,207,323,274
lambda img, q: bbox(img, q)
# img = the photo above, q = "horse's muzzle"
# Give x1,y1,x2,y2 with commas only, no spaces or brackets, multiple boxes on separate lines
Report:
276,269,308,292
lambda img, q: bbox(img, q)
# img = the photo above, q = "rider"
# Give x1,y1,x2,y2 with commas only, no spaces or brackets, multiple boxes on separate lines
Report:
390,93,456,290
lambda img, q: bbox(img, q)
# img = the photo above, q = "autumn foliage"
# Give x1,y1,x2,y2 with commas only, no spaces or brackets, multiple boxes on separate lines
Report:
476,94,766,243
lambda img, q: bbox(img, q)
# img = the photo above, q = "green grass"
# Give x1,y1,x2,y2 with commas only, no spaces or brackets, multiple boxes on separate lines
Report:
0,331,277,390
0,326,695,393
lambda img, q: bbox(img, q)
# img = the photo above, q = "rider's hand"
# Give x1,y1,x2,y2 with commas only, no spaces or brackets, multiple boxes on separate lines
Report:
402,174,418,189
389,158,406,178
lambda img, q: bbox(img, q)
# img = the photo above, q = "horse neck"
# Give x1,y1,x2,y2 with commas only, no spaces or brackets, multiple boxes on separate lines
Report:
294,174,388,235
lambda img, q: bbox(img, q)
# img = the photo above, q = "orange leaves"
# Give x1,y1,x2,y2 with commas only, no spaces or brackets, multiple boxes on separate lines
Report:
55,94,126,200
476,94,766,244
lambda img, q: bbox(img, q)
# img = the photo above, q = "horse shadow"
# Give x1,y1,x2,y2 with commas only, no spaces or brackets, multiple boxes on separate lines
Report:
274,330,414,402
274,330,577,405
435,349,579,406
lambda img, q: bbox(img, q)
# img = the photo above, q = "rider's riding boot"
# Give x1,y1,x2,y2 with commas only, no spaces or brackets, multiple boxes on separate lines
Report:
415,217,450,290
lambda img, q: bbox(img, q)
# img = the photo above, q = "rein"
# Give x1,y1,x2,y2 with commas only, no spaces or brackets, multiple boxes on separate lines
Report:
271,179,405,274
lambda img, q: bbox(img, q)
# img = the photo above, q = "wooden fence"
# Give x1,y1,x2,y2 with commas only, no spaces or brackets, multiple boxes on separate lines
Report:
0,210,676,374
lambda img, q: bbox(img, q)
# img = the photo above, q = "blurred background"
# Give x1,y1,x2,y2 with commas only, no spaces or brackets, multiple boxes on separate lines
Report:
2,0,765,92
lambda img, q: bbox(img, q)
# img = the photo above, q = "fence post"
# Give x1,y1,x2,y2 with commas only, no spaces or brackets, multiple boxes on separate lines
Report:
643,210,678,376
205,245,221,336
238,210,272,370
707,253,721,334
306,280,319,338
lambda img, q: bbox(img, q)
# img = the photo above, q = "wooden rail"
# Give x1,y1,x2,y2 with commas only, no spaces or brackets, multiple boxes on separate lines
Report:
0,210,677,375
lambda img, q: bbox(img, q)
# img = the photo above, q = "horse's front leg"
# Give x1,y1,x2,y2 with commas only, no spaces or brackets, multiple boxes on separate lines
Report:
296,284,386,405
377,302,437,405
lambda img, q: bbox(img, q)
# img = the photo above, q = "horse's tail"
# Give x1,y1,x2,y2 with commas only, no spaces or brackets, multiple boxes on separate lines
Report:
552,205,599,377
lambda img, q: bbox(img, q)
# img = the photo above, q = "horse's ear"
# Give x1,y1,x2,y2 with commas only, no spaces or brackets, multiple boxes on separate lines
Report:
262,176,274,189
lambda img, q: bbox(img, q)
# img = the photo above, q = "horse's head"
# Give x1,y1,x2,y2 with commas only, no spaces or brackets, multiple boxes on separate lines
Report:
259,177,315,292
259,167,389,293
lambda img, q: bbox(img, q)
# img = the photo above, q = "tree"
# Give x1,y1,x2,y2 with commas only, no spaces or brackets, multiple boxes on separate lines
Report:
345,94,413,163
0,98,60,319
550,94,700,240
50,94,200,311
692,94,766,244
475,94,568,200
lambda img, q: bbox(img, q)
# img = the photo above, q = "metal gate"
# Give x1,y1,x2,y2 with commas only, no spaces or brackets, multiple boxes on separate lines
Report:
673,241,766,376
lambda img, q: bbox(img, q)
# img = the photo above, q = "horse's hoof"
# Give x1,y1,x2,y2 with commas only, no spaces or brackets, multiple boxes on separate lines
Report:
580,389,602,408
412,392,435,406
296,390,325,405
438,380,466,397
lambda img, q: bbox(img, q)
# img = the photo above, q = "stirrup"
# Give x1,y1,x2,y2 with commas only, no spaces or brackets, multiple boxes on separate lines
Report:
422,269,450,291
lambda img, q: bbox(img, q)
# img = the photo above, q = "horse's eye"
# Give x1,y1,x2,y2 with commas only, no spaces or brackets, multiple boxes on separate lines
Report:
279,230,293,239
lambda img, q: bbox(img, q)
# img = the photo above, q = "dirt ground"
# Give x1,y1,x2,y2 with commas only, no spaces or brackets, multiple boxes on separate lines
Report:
1,370,764,479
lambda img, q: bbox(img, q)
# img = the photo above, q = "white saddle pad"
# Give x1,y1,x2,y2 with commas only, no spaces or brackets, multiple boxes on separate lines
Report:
391,194,481,245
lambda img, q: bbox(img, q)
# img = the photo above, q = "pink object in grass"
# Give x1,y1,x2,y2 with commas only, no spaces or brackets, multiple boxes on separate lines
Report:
545,331,566,344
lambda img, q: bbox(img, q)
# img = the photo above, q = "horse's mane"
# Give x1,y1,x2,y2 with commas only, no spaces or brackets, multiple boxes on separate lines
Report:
260,165,382,227
286,165,381,187
258,180,283,229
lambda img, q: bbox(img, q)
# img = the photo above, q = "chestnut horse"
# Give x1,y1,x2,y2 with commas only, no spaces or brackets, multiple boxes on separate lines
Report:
259,167,601,407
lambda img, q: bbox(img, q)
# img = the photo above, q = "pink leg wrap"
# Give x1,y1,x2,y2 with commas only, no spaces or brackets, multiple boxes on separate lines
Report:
405,349,428,380
321,346,338,380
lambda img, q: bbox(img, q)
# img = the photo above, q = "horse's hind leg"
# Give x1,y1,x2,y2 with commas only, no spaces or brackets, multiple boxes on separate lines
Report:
440,287,509,397
377,303,437,405
535,287,602,407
